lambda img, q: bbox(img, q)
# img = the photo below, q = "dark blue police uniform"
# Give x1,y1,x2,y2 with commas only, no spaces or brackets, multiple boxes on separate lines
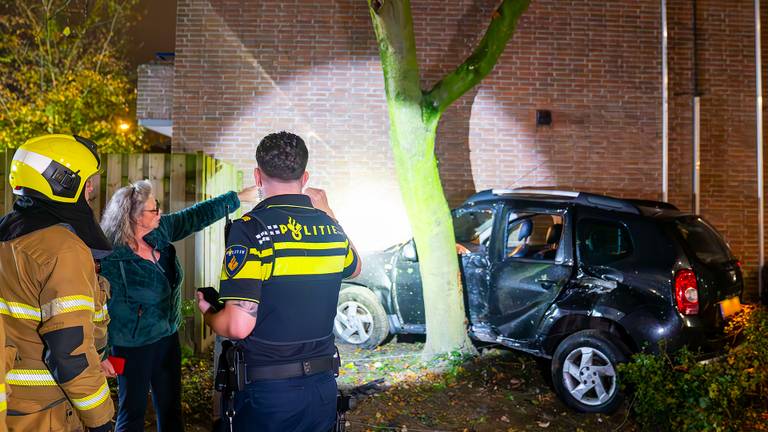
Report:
219,194,359,432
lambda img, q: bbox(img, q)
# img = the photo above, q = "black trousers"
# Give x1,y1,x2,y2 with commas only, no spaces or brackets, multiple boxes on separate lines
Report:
222,370,337,432
113,332,184,432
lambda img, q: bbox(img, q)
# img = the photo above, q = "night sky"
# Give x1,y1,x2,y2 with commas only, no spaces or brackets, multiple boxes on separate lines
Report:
127,0,176,68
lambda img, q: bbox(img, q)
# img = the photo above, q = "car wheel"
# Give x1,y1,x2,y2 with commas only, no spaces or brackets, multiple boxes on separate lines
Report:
551,330,627,413
334,286,390,349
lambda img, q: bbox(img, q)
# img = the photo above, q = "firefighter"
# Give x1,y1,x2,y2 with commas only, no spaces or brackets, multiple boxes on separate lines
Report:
0,134,115,431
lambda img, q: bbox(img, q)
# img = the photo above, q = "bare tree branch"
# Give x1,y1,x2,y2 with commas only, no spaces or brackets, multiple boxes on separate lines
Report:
94,0,123,75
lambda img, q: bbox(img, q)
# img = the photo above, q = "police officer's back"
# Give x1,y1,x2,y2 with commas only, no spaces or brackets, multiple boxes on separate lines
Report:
198,132,360,432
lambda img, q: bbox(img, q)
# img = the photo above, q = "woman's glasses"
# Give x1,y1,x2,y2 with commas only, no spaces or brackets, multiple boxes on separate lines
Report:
143,199,161,215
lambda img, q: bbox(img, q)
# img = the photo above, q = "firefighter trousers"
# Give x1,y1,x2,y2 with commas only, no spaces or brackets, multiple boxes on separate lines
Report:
8,400,83,432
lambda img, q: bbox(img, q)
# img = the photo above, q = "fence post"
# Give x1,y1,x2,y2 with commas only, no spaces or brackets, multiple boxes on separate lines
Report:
2,151,12,214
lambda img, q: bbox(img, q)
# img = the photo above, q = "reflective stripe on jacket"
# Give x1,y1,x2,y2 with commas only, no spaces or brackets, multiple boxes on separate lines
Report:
0,225,114,429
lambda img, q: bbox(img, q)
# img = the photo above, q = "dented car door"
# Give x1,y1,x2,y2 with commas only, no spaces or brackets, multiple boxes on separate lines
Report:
486,205,573,341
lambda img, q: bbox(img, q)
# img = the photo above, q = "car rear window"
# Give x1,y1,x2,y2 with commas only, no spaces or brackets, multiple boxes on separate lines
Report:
577,219,633,266
675,218,732,265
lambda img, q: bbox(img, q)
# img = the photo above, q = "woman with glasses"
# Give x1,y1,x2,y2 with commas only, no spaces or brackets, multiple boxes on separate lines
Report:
98,179,258,432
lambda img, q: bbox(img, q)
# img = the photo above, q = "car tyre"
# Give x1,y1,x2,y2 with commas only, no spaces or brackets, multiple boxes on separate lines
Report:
551,330,627,413
334,286,390,349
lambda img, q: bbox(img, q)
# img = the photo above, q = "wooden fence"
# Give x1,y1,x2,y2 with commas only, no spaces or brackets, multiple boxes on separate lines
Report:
0,152,243,352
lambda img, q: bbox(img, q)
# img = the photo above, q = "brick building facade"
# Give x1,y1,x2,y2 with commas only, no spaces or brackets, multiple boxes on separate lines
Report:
138,0,767,299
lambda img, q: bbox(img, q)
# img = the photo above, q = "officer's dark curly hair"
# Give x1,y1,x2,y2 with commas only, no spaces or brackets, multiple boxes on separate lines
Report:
255,131,309,181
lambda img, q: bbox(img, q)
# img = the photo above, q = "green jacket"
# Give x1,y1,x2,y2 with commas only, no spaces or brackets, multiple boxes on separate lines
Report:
102,191,240,347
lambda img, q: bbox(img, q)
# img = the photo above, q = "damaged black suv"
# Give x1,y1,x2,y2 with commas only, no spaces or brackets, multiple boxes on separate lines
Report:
333,189,743,413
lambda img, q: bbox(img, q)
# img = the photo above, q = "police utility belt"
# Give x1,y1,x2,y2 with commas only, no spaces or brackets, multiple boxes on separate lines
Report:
215,341,340,393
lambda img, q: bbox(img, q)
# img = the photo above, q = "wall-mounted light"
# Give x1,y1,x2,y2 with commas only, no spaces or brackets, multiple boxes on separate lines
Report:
536,109,552,127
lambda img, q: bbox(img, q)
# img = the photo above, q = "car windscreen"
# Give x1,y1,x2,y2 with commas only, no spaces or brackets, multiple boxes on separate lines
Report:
674,217,733,265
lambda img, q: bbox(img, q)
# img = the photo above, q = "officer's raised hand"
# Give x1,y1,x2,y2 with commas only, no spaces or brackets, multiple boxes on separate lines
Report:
237,185,261,203
304,187,335,218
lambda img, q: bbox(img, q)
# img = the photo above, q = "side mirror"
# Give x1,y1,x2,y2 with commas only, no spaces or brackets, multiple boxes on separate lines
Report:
402,241,418,261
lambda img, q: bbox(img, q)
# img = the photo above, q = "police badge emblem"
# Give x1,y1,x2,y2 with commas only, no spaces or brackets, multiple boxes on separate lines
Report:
224,245,249,278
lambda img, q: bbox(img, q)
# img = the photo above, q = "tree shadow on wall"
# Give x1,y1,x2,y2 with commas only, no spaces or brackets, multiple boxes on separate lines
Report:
201,0,517,207
417,0,493,207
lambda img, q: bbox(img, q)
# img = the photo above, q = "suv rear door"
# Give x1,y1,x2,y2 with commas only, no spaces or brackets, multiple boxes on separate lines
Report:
571,207,678,320
486,204,573,341
671,216,743,321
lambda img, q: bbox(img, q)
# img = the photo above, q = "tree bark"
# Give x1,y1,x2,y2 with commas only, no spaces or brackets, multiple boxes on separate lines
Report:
367,0,530,358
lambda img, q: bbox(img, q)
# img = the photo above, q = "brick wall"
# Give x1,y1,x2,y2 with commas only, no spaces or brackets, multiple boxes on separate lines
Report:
137,60,174,120
667,1,761,298
169,0,766,299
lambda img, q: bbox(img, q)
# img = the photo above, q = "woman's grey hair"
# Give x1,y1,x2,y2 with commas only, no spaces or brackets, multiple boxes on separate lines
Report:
100,180,153,249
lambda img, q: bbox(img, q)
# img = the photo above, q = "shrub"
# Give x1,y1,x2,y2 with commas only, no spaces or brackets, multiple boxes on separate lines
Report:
620,305,768,431
181,348,214,426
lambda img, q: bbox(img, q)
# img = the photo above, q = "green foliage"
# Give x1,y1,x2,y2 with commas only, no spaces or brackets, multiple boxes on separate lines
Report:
429,349,473,389
0,0,145,152
180,348,214,426
620,306,768,431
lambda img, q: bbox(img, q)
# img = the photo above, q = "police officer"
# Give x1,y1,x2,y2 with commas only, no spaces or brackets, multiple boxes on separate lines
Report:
197,131,361,432
0,134,115,431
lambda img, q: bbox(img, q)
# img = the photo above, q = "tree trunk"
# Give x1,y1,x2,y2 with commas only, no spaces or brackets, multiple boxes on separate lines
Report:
367,0,530,358
392,114,476,357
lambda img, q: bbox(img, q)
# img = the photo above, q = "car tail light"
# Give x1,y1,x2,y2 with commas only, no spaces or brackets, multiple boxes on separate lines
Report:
735,260,742,270
675,269,699,315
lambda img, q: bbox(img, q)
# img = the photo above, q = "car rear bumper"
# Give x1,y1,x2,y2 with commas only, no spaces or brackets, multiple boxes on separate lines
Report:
650,321,733,357
623,307,732,357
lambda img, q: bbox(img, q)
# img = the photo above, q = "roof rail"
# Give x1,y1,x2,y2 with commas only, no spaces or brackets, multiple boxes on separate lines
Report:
625,199,679,211
575,193,640,214
484,188,641,215
492,188,579,198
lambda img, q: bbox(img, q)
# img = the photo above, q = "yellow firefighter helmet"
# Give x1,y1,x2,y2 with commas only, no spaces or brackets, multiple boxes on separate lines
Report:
9,134,101,203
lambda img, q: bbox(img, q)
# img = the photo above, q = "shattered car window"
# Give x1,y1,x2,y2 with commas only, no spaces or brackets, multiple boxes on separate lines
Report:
454,209,495,252
506,214,563,260
577,219,633,266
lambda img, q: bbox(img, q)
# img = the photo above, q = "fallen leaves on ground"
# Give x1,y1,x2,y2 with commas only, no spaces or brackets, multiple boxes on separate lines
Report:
339,340,637,432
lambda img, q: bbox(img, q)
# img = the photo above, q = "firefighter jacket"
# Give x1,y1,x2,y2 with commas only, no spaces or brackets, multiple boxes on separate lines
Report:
0,225,114,429
94,275,110,361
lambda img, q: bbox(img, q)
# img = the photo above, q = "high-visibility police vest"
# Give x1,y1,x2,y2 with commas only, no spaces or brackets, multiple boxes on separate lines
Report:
219,194,358,366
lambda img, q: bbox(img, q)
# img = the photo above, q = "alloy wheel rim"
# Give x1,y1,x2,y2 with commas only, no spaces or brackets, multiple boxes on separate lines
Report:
334,300,374,344
562,346,617,406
